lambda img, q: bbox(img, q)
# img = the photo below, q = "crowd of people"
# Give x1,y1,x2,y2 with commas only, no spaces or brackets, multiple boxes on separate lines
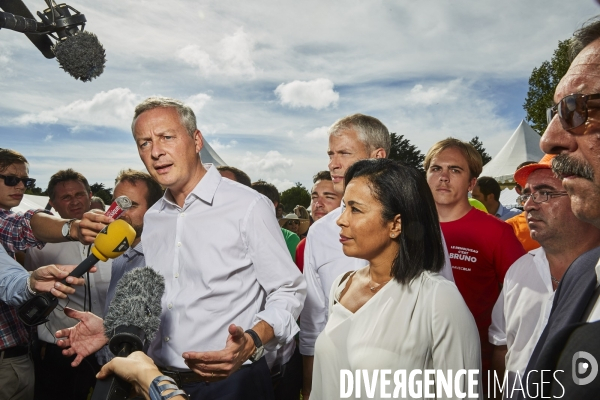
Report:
1,15,600,400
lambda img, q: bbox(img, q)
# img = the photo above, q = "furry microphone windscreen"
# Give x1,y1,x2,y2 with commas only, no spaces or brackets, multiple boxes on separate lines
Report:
52,31,106,82
103,266,164,343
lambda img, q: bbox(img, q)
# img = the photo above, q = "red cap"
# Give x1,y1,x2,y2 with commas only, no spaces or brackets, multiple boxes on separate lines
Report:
513,154,556,187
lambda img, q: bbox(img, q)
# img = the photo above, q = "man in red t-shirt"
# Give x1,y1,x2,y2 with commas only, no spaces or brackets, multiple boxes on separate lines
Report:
425,138,525,386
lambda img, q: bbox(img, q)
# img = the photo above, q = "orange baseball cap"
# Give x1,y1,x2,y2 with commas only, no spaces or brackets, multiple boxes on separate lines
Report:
513,154,556,187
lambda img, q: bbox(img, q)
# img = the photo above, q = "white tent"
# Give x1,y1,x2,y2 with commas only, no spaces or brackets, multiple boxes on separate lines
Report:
201,140,227,166
480,120,544,184
12,194,52,214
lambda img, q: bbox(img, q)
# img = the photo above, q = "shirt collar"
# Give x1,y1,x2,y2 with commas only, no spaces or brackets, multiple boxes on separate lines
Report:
158,163,220,211
495,203,509,218
123,240,144,260
595,256,600,289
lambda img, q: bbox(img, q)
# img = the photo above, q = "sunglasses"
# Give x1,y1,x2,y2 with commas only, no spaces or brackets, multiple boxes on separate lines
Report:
547,93,600,132
0,174,36,189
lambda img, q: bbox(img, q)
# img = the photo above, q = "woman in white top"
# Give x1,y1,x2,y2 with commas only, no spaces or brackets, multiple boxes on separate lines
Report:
311,159,481,400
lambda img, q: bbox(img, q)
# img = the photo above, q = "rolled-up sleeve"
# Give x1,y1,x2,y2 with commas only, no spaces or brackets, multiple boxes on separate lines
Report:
0,245,32,306
0,209,51,256
247,196,306,350
299,232,327,356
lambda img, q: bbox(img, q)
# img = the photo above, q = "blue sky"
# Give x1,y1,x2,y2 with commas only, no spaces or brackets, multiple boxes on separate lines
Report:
0,0,598,191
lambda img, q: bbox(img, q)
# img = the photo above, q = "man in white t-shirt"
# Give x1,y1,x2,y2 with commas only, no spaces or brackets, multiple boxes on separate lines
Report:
299,114,454,399
488,154,600,398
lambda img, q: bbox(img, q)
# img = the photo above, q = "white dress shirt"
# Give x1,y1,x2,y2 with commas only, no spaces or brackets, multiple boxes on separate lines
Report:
143,165,306,369
26,242,112,343
299,206,454,356
489,248,554,386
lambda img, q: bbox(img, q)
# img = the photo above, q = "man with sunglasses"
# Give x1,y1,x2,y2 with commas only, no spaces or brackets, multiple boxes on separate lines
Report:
488,154,600,398
519,17,600,398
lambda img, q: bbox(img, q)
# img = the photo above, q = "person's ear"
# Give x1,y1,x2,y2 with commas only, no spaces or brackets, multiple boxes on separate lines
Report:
389,214,401,239
371,148,386,159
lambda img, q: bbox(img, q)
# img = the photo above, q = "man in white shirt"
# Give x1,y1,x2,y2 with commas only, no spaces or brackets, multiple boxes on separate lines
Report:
299,114,454,399
26,168,112,400
488,155,600,398
131,97,305,400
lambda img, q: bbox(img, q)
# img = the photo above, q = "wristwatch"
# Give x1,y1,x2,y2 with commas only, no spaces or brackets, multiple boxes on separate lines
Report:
61,218,77,241
245,329,264,362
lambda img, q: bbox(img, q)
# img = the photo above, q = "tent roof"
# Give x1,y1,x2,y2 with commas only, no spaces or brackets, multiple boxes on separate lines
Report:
201,140,227,166
480,120,544,183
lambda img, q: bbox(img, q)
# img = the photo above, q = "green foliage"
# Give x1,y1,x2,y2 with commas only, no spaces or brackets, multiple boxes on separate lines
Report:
388,133,425,174
90,182,113,205
523,39,571,134
280,182,310,212
25,182,46,196
469,136,492,166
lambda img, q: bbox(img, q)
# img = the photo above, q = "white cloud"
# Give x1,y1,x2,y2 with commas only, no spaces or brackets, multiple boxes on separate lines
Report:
185,93,212,115
270,178,295,192
406,80,461,105
305,126,329,140
177,27,256,78
44,134,53,142
209,139,238,150
240,151,293,176
275,79,339,109
12,88,141,129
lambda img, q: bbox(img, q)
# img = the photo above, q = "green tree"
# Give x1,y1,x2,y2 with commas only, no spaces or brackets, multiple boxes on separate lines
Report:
90,182,113,205
388,133,425,174
280,182,310,212
523,39,571,134
469,136,492,166
25,182,46,196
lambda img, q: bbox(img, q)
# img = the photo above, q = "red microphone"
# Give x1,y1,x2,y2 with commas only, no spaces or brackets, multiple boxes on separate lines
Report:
104,196,132,219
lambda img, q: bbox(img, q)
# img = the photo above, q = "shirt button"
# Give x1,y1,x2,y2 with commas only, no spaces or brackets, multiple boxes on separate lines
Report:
168,303,173,309
174,273,179,278
180,213,185,217
177,242,182,247
164,337,170,342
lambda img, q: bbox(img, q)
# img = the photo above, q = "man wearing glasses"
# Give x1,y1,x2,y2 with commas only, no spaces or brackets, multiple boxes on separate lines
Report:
520,17,600,398
488,154,600,398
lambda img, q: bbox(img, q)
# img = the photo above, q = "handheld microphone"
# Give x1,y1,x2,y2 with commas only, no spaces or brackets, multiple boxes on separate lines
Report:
92,267,165,400
17,219,136,326
105,196,133,220
0,0,106,81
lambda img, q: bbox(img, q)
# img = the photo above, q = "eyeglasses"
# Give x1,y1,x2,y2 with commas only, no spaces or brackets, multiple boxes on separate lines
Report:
286,220,300,225
547,93,600,132
517,190,568,206
0,174,36,189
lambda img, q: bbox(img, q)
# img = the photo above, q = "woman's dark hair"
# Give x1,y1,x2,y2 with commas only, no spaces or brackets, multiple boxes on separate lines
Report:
344,158,444,283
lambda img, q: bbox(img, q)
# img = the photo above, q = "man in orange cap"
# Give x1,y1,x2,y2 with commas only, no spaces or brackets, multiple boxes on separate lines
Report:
489,154,600,398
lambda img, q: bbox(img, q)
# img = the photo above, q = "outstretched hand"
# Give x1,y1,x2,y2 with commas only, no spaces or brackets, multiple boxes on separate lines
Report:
55,307,108,367
182,324,255,382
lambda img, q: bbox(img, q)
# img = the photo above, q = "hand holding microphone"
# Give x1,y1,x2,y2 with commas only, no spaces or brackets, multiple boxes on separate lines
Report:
18,217,136,326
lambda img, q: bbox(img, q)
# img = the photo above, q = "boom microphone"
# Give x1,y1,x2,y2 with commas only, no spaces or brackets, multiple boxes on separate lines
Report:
92,267,165,400
0,0,106,81
17,219,136,326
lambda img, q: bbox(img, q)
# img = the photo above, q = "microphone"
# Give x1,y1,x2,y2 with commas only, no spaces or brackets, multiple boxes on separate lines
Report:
0,0,106,81
92,267,165,400
17,219,136,326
